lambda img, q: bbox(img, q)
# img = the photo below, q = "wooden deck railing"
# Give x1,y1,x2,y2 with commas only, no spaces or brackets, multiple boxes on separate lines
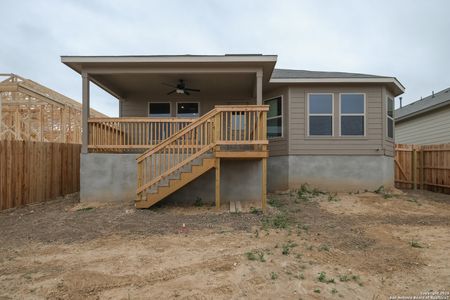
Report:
136,105,268,199
88,118,195,152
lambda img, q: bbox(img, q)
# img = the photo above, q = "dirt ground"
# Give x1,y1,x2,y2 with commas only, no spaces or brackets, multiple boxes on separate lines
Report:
0,188,449,300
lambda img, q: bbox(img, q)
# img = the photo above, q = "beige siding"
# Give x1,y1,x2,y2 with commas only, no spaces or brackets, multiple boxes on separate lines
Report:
288,85,387,156
121,91,255,118
383,88,395,156
265,87,289,156
395,105,450,145
120,83,394,157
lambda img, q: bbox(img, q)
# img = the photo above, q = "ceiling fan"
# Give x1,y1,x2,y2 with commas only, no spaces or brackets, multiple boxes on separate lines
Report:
162,79,200,95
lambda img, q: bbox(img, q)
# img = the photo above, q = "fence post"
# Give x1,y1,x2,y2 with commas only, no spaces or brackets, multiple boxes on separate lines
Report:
412,147,417,190
419,146,424,190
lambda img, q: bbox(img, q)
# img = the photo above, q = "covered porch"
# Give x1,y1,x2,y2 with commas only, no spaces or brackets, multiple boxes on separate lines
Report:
62,55,277,209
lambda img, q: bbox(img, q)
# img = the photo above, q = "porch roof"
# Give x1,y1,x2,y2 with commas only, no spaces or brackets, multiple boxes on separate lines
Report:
61,55,277,99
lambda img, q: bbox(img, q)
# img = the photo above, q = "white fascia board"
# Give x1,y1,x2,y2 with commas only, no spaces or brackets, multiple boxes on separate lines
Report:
61,55,278,64
270,77,405,93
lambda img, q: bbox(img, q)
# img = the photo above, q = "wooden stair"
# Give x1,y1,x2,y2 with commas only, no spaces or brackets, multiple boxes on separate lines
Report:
135,105,269,210
135,156,216,208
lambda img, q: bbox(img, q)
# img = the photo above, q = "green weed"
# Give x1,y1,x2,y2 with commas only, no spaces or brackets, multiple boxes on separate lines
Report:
194,197,203,207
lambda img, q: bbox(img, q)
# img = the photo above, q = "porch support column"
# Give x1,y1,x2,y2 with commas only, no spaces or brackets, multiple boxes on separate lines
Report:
81,71,90,154
256,70,263,105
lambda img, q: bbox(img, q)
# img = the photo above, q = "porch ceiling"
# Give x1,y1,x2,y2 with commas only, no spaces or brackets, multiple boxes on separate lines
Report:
61,55,277,99
91,73,256,98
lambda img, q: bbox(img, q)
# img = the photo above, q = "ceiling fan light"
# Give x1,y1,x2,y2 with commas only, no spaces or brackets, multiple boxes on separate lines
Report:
176,89,184,94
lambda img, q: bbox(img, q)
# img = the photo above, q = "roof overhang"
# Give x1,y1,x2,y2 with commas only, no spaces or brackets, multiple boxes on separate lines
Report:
61,55,278,99
270,77,405,96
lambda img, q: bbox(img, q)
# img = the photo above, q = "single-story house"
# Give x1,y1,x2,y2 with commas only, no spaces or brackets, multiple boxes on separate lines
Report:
395,87,450,145
61,54,404,209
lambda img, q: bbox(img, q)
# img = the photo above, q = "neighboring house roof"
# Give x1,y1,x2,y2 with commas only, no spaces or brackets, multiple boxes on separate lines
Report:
395,87,450,122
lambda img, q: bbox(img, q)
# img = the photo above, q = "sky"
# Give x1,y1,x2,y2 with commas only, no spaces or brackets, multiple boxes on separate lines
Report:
1,0,449,117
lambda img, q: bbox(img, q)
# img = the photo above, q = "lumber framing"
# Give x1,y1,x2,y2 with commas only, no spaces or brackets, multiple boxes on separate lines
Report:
0,74,105,143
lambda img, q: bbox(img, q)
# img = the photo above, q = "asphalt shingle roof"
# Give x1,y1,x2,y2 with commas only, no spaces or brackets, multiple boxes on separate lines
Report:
272,68,388,79
395,87,450,121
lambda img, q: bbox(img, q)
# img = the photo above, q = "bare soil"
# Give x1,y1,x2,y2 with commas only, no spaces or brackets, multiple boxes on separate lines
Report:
0,189,449,299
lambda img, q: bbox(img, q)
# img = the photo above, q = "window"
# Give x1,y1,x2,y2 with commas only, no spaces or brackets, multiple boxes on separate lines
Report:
177,102,199,117
264,96,282,138
387,97,394,138
340,94,365,136
308,94,333,136
148,102,170,117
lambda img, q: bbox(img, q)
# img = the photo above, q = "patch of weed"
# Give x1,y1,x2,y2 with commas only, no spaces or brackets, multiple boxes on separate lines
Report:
314,288,321,293
258,251,266,262
411,239,423,248
270,272,278,280
194,197,203,207
331,288,338,295
282,240,298,255
268,197,283,208
246,250,266,262
317,272,335,284
245,251,257,261
262,213,289,229
374,185,385,194
250,207,263,214
339,275,350,282
318,244,330,252
327,193,339,202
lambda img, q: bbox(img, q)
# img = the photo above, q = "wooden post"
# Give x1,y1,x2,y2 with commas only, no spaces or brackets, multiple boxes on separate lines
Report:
420,147,424,190
137,162,143,201
81,72,90,154
214,112,221,151
256,71,263,105
262,157,267,211
412,147,417,190
215,158,220,210
40,104,44,141
261,110,267,211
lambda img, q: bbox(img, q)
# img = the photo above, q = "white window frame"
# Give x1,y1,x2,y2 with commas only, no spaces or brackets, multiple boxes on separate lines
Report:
148,102,171,118
339,93,366,136
175,101,201,118
386,97,394,139
307,93,334,137
264,95,283,139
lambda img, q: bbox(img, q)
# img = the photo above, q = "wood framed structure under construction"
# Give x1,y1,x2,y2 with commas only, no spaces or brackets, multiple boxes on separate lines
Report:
0,74,106,143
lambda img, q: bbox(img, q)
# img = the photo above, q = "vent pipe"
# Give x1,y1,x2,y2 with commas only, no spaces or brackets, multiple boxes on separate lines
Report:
399,97,403,108
432,91,435,98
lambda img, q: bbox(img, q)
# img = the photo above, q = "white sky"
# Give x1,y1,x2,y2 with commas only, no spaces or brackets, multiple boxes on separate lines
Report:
1,0,449,116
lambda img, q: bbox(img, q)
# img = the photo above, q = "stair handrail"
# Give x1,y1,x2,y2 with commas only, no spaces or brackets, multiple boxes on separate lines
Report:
136,108,219,163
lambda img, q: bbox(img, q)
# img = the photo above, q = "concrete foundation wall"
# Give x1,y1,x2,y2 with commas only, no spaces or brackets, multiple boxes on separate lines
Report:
81,153,393,204
81,153,261,205
267,156,289,191
288,155,394,192
81,153,138,202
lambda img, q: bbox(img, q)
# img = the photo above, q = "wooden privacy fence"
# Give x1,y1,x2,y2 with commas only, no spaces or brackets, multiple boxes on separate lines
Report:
0,140,81,210
395,143,450,194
